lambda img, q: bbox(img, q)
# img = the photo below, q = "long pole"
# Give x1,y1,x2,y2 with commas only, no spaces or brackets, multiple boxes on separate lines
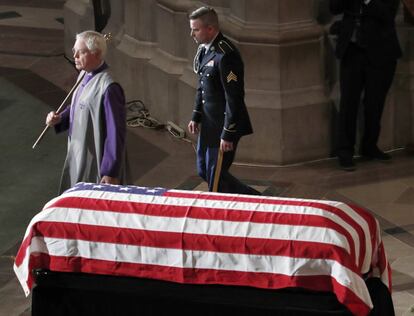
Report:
32,72,85,149
212,149,223,192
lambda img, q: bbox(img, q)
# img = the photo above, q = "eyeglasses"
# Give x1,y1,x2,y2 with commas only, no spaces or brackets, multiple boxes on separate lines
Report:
72,48,90,56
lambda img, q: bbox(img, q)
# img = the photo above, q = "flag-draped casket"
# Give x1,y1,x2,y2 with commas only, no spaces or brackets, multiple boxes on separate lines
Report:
14,182,390,316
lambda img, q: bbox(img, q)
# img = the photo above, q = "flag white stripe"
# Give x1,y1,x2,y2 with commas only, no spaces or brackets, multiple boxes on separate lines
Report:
35,207,351,254
321,201,373,271
57,190,367,265
174,189,374,268
13,245,32,296
30,236,372,308
14,184,389,314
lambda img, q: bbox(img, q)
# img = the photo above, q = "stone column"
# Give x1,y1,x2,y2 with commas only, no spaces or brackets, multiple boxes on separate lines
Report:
65,0,381,164
64,0,95,56
392,16,414,150
109,0,192,123
218,0,330,163
102,0,125,42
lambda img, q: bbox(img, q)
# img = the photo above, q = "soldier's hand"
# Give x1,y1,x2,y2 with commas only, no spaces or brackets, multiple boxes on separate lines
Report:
188,121,199,134
220,139,234,152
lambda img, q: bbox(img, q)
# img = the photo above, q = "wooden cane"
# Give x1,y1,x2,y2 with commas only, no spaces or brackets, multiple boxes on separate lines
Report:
212,149,223,192
32,71,85,149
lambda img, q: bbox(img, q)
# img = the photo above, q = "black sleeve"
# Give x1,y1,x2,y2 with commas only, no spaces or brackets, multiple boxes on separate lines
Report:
329,0,346,15
192,84,203,123
218,52,244,141
363,0,400,24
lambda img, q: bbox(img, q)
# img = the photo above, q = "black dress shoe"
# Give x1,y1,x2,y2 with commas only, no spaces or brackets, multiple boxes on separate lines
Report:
361,148,392,161
338,156,356,171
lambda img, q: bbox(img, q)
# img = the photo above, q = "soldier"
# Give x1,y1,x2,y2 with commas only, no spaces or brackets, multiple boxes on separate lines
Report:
188,7,260,195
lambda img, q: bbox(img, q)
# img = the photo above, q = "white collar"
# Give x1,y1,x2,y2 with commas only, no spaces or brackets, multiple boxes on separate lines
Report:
203,33,219,52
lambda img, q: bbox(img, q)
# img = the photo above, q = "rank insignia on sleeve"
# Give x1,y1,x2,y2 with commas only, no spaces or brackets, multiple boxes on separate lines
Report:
227,71,238,83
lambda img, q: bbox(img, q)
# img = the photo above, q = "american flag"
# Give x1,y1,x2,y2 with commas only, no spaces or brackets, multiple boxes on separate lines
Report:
14,182,390,316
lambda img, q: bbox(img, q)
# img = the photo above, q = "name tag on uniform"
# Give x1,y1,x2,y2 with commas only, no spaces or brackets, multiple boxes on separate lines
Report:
206,60,214,67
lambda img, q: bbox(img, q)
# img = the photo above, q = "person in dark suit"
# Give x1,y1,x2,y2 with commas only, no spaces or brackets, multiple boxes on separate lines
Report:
330,0,402,171
187,6,260,195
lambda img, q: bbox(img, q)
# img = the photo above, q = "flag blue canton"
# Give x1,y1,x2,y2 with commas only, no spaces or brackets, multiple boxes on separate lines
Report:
64,182,168,196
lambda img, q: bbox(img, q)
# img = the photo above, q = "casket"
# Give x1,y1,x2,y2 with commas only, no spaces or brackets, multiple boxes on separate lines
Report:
14,182,393,315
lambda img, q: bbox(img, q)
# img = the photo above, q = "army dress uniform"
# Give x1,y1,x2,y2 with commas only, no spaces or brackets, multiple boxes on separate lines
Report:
192,32,258,195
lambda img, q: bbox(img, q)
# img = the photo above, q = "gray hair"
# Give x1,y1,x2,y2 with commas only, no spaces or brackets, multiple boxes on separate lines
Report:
76,30,107,58
189,7,219,29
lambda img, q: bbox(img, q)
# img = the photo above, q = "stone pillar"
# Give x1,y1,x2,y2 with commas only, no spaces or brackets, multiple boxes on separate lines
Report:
219,0,330,163
64,0,95,56
102,0,125,42
392,17,414,150
109,0,191,123
64,0,331,164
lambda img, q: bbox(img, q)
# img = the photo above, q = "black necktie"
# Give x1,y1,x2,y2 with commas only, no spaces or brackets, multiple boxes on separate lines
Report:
194,46,206,73
199,46,206,63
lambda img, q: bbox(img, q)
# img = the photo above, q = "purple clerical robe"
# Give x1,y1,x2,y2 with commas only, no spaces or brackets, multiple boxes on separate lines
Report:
55,63,126,192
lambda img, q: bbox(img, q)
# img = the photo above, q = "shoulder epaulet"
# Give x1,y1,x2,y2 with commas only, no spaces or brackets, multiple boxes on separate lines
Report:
217,39,235,54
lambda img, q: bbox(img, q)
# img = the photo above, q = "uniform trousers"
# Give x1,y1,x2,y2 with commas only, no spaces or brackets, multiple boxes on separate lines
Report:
196,137,259,195
337,42,397,158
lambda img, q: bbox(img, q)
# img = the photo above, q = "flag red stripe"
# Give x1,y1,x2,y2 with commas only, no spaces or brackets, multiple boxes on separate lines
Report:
14,233,32,266
14,185,390,316
32,221,357,270
27,253,370,316
169,191,371,270
48,197,359,263
346,204,380,267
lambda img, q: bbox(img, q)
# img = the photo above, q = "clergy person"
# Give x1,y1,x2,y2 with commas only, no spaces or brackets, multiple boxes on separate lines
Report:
46,30,127,193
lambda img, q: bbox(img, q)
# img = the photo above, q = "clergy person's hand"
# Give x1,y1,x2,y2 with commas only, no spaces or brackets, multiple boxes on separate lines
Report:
46,111,61,126
100,176,120,185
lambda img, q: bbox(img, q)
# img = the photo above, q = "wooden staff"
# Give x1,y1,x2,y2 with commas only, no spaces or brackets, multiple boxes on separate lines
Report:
212,149,223,192
32,71,85,149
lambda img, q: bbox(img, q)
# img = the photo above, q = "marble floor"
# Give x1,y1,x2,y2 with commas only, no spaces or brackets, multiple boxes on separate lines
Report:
0,1,414,315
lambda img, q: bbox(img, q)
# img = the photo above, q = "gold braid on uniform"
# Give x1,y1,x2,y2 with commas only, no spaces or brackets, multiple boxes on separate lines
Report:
217,40,234,54
193,45,204,73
